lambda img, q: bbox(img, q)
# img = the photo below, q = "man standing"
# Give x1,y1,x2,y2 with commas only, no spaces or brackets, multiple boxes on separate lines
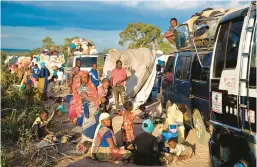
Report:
89,64,99,88
111,60,127,111
32,64,40,81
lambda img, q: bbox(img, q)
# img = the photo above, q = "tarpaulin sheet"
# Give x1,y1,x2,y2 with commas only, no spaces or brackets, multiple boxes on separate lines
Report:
103,48,156,98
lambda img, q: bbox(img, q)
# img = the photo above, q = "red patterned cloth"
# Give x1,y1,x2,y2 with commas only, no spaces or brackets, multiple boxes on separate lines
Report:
121,112,136,143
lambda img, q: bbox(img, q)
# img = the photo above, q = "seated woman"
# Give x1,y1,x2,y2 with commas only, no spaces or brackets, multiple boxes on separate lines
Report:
91,113,132,164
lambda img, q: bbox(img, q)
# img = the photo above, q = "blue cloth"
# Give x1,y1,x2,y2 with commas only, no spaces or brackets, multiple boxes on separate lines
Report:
36,56,40,62
89,69,99,87
142,119,155,133
57,105,65,114
53,70,57,76
70,43,76,50
27,79,32,85
81,101,100,140
66,95,73,103
40,62,45,67
32,67,40,79
99,130,112,147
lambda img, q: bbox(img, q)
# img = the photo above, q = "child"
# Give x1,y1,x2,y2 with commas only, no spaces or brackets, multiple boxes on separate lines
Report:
97,78,111,112
57,67,64,90
55,98,65,115
139,104,150,119
121,101,136,148
131,119,162,166
31,111,52,141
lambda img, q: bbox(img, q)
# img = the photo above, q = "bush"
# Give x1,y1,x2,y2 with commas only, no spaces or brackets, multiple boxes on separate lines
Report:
1,59,46,165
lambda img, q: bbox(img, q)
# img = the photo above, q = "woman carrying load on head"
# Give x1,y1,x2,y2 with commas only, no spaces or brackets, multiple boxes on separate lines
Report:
91,113,132,164
75,71,106,153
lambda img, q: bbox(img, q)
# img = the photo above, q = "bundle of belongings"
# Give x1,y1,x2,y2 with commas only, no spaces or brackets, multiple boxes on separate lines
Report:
68,38,98,55
33,49,65,69
184,7,229,47
17,56,32,68
165,7,230,48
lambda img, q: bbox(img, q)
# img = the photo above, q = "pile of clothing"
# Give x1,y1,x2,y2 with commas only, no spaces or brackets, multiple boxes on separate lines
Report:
17,56,32,68
32,49,65,69
69,38,98,55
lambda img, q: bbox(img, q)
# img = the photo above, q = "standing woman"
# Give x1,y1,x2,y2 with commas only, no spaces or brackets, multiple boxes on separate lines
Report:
76,71,105,153
38,62,50,101
91,113,132,164
69,69,82,124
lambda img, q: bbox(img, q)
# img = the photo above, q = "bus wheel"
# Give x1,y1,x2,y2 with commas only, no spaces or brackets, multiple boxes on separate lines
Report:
193,109,210,145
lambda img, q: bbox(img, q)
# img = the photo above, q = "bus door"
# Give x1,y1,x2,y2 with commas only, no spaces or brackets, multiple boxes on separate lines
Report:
173,53,193,118
161,55,176,109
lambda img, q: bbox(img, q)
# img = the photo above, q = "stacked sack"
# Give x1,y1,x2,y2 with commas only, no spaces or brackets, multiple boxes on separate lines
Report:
69,38,98,55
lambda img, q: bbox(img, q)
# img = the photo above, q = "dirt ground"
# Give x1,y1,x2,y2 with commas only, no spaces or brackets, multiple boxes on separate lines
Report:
45,88,211,167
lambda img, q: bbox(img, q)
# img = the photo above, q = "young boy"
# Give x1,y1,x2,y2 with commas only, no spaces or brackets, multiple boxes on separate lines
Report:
121,101,136,148
57,68,64,90
55,98,65,115
31,111,52,141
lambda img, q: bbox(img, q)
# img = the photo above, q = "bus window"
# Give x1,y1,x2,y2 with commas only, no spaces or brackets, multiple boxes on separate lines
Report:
225,21,243,68
213,23,230,77
213,20,244,77
192,53,212,81
175,56,192,80
76,57,97,68
165,56,175,73
250,31,256,88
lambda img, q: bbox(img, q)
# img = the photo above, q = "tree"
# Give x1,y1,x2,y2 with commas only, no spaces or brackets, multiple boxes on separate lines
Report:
30,48,41,56
41,36,55,50
119,22,162,49
1,51,7,65
159,41,176,54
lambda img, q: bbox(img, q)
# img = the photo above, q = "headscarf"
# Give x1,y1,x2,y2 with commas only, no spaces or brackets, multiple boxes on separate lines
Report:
40,62,45,67
91,113,111,155
79,71,98,98
142,119,154,133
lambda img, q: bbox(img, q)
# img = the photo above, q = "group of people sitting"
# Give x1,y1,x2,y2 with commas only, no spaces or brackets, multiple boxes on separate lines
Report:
29,58,191,165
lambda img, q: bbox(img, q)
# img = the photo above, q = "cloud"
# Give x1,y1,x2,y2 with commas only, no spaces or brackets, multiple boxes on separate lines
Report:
1,26,124,50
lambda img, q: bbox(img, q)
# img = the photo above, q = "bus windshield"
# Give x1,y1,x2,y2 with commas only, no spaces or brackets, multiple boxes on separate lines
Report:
76,57,97,67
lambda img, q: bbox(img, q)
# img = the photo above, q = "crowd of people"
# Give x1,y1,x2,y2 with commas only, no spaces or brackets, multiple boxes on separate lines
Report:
9,19,193,165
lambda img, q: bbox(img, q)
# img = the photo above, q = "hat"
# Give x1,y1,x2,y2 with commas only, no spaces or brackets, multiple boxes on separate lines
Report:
142,119,155,133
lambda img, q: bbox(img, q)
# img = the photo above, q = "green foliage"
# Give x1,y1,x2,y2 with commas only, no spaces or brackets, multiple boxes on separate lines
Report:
30,48,41,56
1,51,7,65
159,41,176,54
119,22,162,49
1,149,13,167
41,36,55,50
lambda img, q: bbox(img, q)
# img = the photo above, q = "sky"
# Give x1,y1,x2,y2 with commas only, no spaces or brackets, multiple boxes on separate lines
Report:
0,0,250,51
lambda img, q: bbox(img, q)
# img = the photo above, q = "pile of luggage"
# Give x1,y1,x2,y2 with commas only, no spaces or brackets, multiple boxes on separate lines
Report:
68,38,98,56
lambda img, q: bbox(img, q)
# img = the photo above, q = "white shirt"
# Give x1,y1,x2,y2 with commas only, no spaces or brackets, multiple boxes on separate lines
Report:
57,71,64,81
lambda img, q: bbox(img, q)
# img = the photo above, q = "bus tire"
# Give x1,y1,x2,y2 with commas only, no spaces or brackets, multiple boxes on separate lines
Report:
193,109,210,145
